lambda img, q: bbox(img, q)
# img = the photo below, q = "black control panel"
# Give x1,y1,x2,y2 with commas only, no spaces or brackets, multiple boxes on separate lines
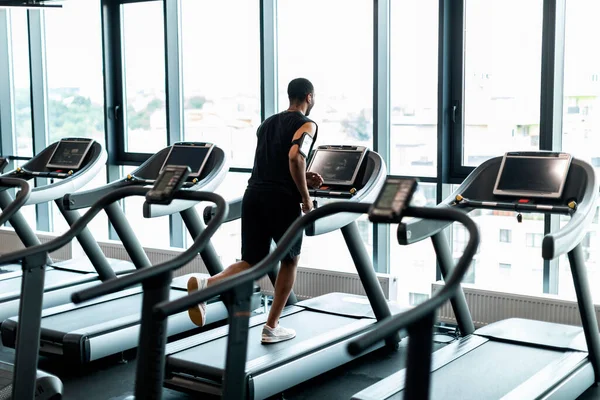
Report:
0,158,7,174
146,165,191,205
369,177,418,223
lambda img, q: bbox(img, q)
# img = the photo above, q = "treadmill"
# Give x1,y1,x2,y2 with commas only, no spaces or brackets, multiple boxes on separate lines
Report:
0,171,63,400
0,138,135,323
349,151,600,399
0,167,229,400
2,142,259,364
157,145,408,399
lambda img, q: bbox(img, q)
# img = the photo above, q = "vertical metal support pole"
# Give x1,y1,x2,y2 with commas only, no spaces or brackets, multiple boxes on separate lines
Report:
0,190,52,264
134,271,172,400
105,201,151,269
403,312,435,400
55,199,116,281
27,10,50,232
431,230,475,335
12,253,47,400
373,0,391,274
260,0,277,120
567,244,600,382
342,221,399,349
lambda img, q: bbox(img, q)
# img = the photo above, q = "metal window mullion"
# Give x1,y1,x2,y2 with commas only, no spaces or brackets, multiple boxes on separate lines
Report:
436,0,463,280
539,0,566,295
164,0,184,248
0,10,16,164
373,0,390,274
101,0,124,241
27,9,50,232
260,0,277,120
447,0,465,181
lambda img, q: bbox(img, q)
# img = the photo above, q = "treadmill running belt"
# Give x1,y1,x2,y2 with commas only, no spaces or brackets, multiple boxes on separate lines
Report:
0,264,19,275
171,311,360,371
426,341,566,400
40,290,188,332
0,269,88,297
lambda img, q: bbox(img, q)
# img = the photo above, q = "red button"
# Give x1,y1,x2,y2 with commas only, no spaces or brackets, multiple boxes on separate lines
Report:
518,199,530,203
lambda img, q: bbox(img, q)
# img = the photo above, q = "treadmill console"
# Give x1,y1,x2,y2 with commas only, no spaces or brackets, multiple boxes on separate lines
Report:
160,143,214,179
493,152,572,199
46,138,94,171
307,145,368,198
146,165,191,205
369,177,417,223
0,158,7,173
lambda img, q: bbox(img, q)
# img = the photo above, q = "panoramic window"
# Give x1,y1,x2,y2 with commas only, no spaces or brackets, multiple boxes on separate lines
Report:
121,1,167,153
45,0,108,238
277,0,373,149
181,0,260,168
9,9,35,227
389,0,438,176
559,0,600,301
462,0,543,166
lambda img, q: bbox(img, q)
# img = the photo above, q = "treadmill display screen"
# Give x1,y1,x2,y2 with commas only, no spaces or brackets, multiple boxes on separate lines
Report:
494,153,572,199
160,144,213,178
308,149,365,186
46,139,93,170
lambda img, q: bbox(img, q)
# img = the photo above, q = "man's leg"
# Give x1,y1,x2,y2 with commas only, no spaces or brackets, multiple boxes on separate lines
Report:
187,260,254,326
207,260,253,286
266,256,298,328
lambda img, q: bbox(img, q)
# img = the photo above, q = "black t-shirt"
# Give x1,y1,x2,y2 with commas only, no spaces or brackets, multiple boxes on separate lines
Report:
247,111,317,200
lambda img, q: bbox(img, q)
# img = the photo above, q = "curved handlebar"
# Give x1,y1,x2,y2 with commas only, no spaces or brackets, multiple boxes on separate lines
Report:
347,207,479,355
71,192,227,303
0,178,31,226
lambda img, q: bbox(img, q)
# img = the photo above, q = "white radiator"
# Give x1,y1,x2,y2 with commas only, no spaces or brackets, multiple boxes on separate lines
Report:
0,228,71,261
98,241,397,300
432,281,600,329
0,228,398,300
257,268,397,300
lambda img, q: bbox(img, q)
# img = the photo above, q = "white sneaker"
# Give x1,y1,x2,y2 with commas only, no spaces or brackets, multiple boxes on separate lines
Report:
187,275,208,327
261,324,296,344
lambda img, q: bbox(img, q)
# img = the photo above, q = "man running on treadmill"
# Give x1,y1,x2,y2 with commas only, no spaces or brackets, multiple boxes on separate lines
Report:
187,78,323,344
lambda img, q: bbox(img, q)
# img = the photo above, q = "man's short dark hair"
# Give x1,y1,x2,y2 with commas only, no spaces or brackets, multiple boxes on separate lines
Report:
288,78,314,103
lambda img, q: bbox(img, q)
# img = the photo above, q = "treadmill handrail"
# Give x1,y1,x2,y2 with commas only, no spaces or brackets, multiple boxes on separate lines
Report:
70,192,227,304
63,180,131,210
204,196,242,224
153,204,478,321
0,178,31,226
347,207,479,355
542,160,598,260
0,187,226,270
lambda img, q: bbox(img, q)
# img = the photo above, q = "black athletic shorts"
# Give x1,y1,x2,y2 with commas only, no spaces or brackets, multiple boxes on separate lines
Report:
241,188,302,264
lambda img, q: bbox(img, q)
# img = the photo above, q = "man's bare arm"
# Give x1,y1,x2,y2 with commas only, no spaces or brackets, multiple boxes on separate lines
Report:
289,122,317,211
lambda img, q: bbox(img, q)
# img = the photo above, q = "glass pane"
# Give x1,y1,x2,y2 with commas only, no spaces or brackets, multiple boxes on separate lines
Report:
45,0,105,145
121,166,169,248
463,0,543,167
9,10,36,227
390,183,437,305
181,0,260,169
45,0,107,239
277,0,373,148
452,207,545,295
122,2,167,153
390,0,438,177
559,0,600,302
185,172,250,266
10,9,33,158
558,208,600,302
